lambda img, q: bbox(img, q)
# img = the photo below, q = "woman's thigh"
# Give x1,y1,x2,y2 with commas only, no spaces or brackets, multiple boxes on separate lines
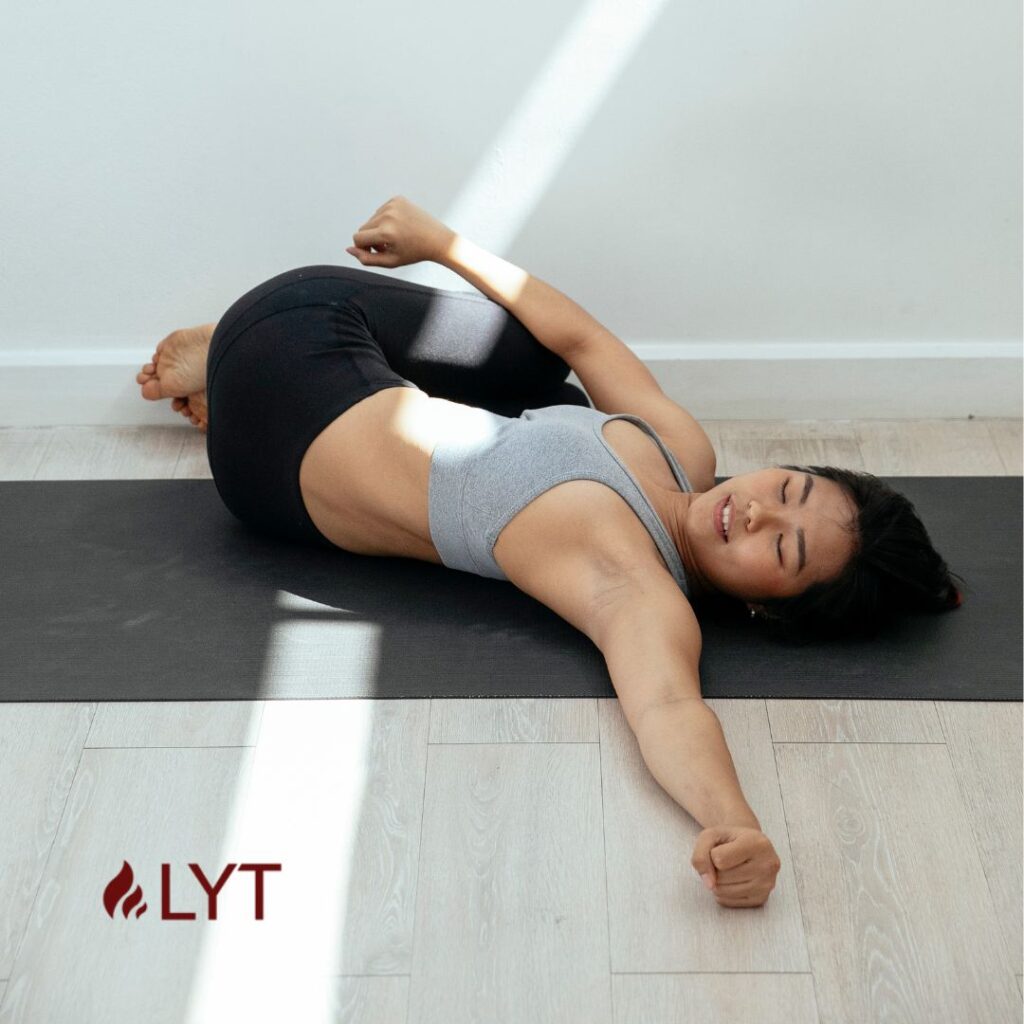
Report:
206,294,419,547
342,270,576,404
209,264,575,402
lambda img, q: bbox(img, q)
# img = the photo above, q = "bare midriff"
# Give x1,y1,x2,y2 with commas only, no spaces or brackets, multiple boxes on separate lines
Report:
297,386,698,575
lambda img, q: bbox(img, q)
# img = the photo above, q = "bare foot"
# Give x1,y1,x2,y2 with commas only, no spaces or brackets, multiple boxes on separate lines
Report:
136,325,214,433
171,391,209,432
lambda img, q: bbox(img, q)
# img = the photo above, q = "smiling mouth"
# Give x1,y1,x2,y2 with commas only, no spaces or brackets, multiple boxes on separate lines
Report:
715,495,732,542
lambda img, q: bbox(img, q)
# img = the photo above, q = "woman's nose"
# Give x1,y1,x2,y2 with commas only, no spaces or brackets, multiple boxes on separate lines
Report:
746,499,782,531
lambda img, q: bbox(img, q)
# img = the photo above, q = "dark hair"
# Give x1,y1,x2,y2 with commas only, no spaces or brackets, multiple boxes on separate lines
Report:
696,465,967,646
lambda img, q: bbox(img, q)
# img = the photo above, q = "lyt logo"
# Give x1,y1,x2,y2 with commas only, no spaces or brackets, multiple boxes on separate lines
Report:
103,860,281,920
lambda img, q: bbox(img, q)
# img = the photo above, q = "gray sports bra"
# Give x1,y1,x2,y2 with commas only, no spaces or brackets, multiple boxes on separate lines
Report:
427,403,693,595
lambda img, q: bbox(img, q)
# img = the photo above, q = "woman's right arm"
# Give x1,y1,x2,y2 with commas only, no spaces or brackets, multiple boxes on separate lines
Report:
346,195,606,360
436,234,609,361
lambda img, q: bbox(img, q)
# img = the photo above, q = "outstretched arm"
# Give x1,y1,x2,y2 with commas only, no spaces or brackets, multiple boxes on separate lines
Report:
595,575,760,829
595,575,782,908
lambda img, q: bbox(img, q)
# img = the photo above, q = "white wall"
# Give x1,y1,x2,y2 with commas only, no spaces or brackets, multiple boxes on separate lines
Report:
0,0,1020,424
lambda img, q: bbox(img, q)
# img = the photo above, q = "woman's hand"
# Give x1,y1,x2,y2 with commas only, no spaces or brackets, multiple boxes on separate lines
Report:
345,196,455,269
691,825,782,908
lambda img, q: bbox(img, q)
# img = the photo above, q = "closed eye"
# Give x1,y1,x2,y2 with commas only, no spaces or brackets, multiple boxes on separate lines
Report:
778,477,788,565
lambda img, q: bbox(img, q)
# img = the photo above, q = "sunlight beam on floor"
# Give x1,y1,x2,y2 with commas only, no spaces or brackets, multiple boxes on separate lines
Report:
183,596,380,1022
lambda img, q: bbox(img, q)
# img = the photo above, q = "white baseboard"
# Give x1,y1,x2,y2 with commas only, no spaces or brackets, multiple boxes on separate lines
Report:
0,340,1019,427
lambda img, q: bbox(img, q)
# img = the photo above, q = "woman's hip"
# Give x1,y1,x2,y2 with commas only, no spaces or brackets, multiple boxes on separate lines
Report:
205,299,418,547
207,265,395,385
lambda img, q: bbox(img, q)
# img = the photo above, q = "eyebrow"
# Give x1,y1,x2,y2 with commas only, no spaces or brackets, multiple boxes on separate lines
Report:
796,474,813,573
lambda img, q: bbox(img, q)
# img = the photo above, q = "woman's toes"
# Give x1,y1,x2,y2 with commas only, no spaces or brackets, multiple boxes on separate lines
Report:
140,378,165,401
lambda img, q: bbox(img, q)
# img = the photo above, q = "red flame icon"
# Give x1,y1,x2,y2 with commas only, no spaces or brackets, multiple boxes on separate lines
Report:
103,861,148,918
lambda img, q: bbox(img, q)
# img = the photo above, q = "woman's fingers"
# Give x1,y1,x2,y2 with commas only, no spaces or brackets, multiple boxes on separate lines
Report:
712,878,771,907
352,229,396,255
346,244,398,268
712,878,756,892
717,893,768,908
352,229,381,250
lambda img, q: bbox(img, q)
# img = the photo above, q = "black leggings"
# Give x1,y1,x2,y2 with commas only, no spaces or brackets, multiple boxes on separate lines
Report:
205,264,591,548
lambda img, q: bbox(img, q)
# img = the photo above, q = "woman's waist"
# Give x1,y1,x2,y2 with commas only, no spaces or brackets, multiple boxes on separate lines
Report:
304,388,482,560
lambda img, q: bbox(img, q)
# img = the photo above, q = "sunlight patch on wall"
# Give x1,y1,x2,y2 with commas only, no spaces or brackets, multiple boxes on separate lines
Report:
407,0,670,294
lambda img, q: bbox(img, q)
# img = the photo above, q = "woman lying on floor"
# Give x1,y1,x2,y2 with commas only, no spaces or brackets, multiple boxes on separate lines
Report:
137,195,963,909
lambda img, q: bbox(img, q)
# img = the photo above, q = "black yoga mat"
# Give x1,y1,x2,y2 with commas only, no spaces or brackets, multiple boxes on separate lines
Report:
0,477,1019,702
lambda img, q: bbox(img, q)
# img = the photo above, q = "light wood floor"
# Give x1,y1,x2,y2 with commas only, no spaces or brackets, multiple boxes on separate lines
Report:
0,418,1021,1024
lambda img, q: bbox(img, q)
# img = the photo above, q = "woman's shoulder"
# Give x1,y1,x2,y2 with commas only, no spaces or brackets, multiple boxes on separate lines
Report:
492,479,690,641
525,402,715,493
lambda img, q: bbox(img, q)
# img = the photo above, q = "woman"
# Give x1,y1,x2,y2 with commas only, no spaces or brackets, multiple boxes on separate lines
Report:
137,196,963,908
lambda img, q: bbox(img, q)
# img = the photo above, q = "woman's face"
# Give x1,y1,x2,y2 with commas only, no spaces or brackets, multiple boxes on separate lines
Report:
681,467,858,605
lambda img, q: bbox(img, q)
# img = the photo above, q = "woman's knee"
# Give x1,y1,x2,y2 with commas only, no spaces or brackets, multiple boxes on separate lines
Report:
475,380,591,418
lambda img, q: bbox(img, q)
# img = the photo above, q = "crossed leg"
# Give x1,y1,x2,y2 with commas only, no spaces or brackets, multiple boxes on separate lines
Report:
136,267,591,433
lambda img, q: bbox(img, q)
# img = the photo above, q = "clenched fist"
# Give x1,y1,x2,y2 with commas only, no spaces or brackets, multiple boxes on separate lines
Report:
691,825,782,908
345,195,455,269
